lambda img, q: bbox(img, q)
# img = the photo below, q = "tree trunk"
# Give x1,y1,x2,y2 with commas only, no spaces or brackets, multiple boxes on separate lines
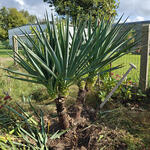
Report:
55,96,70,129
75,88,86,120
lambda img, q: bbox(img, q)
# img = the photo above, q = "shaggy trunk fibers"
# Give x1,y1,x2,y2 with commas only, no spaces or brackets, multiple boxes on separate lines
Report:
55,96,70,129
75,89,86,120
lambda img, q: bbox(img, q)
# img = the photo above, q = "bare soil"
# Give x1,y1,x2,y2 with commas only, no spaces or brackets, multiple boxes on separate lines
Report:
44,100,148,150
0,57,12,63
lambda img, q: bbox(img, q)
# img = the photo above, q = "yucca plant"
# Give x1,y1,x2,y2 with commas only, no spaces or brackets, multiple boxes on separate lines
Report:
74,16,137,118
84,17,136,84
3,14,137,129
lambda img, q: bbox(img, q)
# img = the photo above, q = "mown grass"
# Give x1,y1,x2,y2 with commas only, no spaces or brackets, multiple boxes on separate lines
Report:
0,50,14,57
0,50,23,58
112,53,150,85
0,40,14,57
112,53,141,82
0,58,44,103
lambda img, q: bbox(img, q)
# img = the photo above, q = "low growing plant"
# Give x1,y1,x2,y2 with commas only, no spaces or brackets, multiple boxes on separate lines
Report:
0,101,68,149
98,75,134,102
98,74,146,103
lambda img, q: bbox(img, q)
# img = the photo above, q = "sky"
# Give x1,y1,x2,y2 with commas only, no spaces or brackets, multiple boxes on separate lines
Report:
0,0,53,19
0,0,150,22
117,0,150,22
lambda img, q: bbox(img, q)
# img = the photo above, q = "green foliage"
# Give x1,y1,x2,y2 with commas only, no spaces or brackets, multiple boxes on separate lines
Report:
0,7,9,40
112,54,141,82
86,74,98,90
0,60,41,101
98,75,146,102
0,102,67,149
122,132,144,150
44,0,119,20
80,16,136,91
50,129,68,140
0,7,35,40
125,29,136,49
2,102,48,149
0,135,18,150
1,14,137,130
0,7,28,40
78,80,86,90
0,40,11,49
7,8,28,29
19,10,36,24
0,27,7,40
3,15,136,99
98,76,133,101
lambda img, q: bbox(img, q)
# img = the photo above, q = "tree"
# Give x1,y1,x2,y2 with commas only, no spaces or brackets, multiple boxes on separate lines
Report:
7,8,28,29
20,10,36,24
0,7,35,40
0,7,28,40
43,0,119,20
0,27,7,40
3,15,136,129
0,7,9,40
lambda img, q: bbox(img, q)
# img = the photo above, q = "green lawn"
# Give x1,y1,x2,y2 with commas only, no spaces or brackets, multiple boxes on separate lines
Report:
0,49,14,57
0,49,23,58
0,57,46,104
0,40,14,57
112,54,150,85
112,54,141,83
0,41,41,101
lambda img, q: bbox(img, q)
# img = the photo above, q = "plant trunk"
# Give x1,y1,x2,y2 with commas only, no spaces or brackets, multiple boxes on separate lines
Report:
85,82,89,92
75,88,86,120
55,96,70,129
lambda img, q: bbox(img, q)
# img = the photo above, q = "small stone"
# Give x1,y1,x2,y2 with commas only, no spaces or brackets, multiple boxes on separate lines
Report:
80,146,87,150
